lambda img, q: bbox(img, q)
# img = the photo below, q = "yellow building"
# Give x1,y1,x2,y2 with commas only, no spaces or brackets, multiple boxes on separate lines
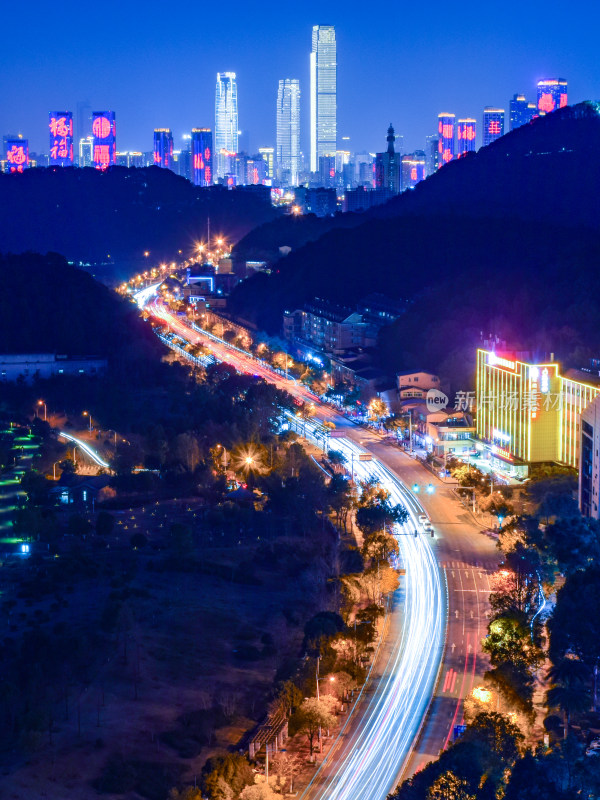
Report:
476,349,600,474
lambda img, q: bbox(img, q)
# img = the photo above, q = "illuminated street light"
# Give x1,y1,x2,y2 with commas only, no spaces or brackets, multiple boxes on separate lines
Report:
82,411,93,432
37,400,47,421
472,686,492,704
426,483,435,494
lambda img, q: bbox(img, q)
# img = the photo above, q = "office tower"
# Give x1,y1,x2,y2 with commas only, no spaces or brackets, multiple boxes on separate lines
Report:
276,78,301,186
509,94,537,130
78,136,93,167
438,113,455,165
310,25,337,172
92,111,116,170
425,134,440,175
537,79,568,114
318,155,336,188
5,139,29,172
191,128,213,186
215,72,238,179
401,152,425,190
49,112,74,167
375,124,401,194
75,100,91,145
258,147,274,180
482,107,505,147
457,119,476,157
153,129,174,168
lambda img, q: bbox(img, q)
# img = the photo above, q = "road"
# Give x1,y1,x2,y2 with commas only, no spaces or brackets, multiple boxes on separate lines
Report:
142,292,499,793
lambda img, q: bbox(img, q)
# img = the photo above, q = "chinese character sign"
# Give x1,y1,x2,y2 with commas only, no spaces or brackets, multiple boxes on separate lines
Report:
92,112,116,170
153,129,173,168
6,139,29,173
49,112,73,166
191,129,212,187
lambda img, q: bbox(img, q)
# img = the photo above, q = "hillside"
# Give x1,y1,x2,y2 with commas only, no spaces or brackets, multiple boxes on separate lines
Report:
0,167,279,280
0,252,160,362
228,103,600,387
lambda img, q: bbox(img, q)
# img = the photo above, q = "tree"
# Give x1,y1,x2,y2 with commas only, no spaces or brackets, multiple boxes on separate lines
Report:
368,398,389,423
174,432,201,472
546,659,591,738
96,510,115,536
354,478,408,536
548,566,600,665
239,782,279,800
462,712,523,764
427,771,476,800
292,697,337,755
168,788,204,800
202,753,255,800
67,513,92,538
361,530,399,565
270,751,303,793
273,680,304,716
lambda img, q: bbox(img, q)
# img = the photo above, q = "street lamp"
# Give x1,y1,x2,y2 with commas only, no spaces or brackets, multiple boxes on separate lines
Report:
82,411,92,432
37,400,47,421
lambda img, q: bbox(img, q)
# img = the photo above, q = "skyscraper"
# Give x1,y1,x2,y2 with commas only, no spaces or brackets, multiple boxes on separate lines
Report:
438,114,455,165
191,128,213,186
509,94,537,130
92,112,116,170
258,147,274,180
537,79,568,114
153,129,174,168
276,78,301,186
482,107,505,147
310,25,336,173
375,124,401,194
49,112,74,167
425,134,440,176
215,72,238,180
457,119,476,157
6,139,29,172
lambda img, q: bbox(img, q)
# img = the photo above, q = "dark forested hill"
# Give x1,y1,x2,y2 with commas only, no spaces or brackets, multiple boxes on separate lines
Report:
0,252,160,362
0,166,279,279
228,103,600,387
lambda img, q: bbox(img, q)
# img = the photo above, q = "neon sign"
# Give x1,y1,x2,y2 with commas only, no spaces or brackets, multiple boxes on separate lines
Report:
49,112,73,167
6,140,28,172
488,120,501,136
488,353,516,371
538,93,555,113
92,111,116,171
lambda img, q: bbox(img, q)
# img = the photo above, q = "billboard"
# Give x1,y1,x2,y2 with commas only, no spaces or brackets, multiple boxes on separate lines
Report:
191,128,213,186
49,112,74,166
92,111,116,170
6,139,29,172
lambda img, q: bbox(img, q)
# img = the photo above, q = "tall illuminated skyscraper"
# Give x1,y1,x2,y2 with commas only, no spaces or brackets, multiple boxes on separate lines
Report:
191,128,212,186
537,79,568,114
482,107,505,147
153,129,174,168
215,72,238,179
276,78,301,186
457,119,476,157
438,113,455,165
310,25,336,173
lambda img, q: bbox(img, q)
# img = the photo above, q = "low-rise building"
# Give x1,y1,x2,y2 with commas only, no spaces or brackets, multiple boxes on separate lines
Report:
397,370,441,400
284,299,378,356
425,410,476,457
0,354,107,383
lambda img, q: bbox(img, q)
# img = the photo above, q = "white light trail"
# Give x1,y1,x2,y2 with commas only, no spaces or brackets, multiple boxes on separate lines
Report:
58,432,111,470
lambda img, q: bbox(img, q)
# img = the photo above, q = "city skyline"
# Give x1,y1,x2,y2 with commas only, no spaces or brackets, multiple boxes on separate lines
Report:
1,2,596,156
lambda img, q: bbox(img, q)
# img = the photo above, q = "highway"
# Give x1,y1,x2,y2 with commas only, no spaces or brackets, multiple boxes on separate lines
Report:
137,288,498,794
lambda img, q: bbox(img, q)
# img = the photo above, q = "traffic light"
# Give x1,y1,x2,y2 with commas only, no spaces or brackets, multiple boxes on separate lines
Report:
412,483,420,493
426,483,435,494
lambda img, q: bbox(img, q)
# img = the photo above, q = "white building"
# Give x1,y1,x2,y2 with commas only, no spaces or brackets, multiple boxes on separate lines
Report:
0,354,107,383
276,79,301,187
215,72,239,180
310,25,336,173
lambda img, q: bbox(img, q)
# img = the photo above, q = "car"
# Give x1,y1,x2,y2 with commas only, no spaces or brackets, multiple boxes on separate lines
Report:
418,514,428,526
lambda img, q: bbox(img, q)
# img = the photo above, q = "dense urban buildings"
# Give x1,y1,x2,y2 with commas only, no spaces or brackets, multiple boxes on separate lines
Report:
457,118,476,157
215,72,238,179
437,113,455,165
191,128,212,186
482,107,505,146
310,25,337,173
91,111,116,170
49,112,73,167
276,78,301,187
476,348,600,476
153,128,174,168
509,93,536,130
537,78,568,113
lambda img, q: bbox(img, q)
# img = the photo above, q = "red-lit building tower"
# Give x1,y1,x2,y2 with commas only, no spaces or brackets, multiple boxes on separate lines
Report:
457,118,476,157
437,113,455,166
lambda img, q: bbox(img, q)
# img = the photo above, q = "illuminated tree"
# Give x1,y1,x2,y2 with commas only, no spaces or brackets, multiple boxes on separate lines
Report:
427,771,475,800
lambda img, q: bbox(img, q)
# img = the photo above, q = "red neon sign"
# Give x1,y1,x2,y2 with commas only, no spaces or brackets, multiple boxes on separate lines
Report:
559,93,568,108
488,120,501,135
93,116,112,138
538,93,555,113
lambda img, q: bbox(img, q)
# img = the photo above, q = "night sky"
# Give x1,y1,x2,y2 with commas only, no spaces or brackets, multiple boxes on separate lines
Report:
1,0,597,156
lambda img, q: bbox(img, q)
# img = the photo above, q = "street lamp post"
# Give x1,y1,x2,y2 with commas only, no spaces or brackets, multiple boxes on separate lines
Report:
37,400,47,421
83,411,92,432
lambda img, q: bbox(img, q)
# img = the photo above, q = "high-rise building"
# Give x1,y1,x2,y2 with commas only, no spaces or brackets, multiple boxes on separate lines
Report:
276,79,301,186
5,138,29,172
318,155,336,188
310,25,337,173
425,134,440,176
482,107,505,147
153,129,174,168
92,111,116,170
457,119,476,157
78,136,93,167
191,128,213,186
438,114,455,166
509,94,537,131
537,79,568,114
258,147,274,180
215,72,238,179
49,112,74,167
401,152,426,190
375,124,401,194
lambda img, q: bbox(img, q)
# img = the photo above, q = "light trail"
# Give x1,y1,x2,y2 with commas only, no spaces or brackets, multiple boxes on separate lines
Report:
133,282,161,308
58,432,111,470
141,296,446,798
